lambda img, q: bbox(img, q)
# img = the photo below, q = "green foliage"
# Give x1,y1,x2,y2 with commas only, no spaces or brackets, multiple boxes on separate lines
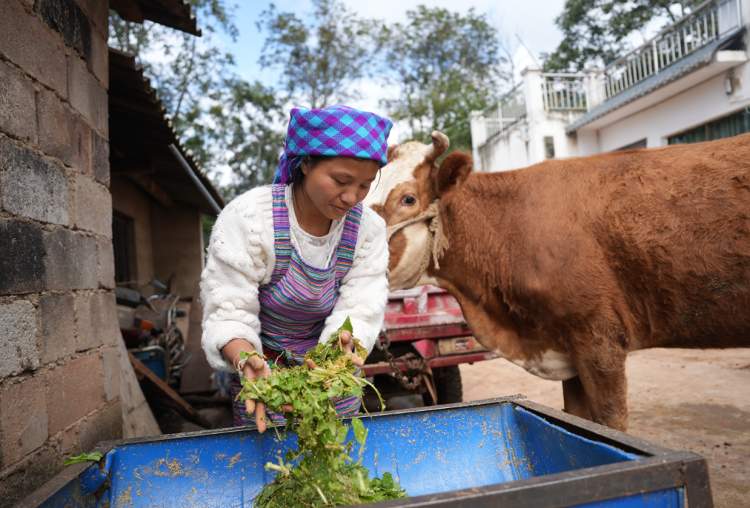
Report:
238,320,405,507
109,0,284,193
257,0,382,108
108,0,513,191
64,451,104,465
380,6,510,150
201,214,216,248
208,77,285,198
350,416,367,450
544,0,705,71
340,316,353,333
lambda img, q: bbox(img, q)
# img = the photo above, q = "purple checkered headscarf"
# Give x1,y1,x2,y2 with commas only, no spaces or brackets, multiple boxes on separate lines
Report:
273,105,393,184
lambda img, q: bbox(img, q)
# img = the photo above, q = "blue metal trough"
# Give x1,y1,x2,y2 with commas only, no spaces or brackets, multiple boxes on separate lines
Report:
23,397,712,507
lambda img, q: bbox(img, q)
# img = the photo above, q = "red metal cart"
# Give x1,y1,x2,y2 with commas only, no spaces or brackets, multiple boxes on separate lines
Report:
363,285,497,406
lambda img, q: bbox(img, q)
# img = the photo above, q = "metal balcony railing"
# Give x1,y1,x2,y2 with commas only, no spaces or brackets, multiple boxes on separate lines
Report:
542,73,588,111
604,0,742,99
483,83,526,140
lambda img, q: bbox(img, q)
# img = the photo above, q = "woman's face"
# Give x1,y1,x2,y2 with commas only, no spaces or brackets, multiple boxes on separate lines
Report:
301,157,380,220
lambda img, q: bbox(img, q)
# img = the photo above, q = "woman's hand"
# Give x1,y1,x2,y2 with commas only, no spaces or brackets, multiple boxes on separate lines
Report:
338,330,365,367
240,353,272,432
222,339,271,432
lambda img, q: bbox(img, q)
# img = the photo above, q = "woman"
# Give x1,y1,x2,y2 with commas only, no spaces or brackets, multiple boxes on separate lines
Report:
201,105,392,430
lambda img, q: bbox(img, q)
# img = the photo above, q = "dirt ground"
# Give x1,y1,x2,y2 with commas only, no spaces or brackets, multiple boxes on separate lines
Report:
459,348,750,508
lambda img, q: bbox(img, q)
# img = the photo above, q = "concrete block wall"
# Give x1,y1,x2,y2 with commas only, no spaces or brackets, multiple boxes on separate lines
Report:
0,0,123,503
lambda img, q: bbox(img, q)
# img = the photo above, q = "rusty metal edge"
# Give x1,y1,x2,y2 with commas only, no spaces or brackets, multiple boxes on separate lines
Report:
358,451,708,507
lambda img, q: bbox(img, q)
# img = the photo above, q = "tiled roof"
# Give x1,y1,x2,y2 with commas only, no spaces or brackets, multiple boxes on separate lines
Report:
109,49,224,215
110,0,200,36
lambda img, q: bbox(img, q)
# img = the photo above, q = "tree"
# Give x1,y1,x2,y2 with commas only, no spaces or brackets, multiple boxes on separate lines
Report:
544,0,704,71
217,78,285,197
257,0,381,108
380,6,510,151
109,1,284,192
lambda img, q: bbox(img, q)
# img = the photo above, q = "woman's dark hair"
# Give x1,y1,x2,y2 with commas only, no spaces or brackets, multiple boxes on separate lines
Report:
290,155,383,188
290,155,326,185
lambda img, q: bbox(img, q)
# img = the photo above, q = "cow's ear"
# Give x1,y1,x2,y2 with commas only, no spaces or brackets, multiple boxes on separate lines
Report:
433,152,472,197
386,144,398,162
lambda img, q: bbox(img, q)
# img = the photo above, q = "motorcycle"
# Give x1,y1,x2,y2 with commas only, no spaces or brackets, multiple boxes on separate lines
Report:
115,278,191,389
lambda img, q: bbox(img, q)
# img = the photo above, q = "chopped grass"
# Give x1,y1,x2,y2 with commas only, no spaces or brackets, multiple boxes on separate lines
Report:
238,318,406,507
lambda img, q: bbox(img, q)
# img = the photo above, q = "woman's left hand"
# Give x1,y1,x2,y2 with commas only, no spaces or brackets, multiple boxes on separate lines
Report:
338,330,365,366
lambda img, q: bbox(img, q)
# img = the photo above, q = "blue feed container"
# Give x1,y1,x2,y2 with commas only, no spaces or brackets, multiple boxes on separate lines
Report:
24,397,712,507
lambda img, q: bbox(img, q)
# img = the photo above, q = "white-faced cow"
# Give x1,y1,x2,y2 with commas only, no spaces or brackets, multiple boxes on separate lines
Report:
365,131,750,430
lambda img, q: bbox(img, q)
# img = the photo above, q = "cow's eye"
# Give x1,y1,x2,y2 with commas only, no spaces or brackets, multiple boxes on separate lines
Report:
401,195,417,206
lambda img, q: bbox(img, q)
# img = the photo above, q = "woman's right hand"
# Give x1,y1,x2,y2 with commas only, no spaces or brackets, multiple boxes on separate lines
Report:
240,354,272,432
222,339,271,432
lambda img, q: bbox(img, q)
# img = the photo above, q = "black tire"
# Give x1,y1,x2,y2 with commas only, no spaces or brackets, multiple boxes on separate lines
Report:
424,365,463,405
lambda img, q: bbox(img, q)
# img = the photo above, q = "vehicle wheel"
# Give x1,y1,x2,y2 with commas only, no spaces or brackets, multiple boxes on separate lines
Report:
424,366,463,405
365,375,424,412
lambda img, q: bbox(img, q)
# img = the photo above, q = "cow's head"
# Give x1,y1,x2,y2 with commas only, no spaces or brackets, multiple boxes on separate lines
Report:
365,131,472,289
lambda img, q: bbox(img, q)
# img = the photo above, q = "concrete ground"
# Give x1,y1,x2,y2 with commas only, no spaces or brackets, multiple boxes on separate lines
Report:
459,348,750,508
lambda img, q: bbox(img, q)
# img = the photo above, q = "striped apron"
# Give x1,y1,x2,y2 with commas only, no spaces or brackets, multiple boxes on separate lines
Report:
230,184,362,426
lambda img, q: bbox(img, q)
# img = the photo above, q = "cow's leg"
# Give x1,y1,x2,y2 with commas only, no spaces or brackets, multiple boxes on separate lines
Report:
571,344,629,431
562,376,591,420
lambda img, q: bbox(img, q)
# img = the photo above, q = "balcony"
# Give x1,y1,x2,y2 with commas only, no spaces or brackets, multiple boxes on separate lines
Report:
472,0,746,149
479,72,590,142
482,83,527,141
603,0,742,99
542,74,588,112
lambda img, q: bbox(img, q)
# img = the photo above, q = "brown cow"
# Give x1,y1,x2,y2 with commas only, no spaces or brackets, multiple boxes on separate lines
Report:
365,131,750,430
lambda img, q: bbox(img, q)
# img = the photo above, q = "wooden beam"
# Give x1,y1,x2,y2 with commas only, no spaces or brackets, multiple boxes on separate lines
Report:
109,96,169,121
127,173,175,208
111,166,157,176
110,0,145,22
129,352,211,427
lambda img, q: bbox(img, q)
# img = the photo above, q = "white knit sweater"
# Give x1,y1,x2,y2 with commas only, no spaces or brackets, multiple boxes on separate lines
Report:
200,185,389,372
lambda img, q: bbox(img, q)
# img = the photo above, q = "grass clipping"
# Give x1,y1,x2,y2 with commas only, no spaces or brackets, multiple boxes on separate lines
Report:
238,318,406,507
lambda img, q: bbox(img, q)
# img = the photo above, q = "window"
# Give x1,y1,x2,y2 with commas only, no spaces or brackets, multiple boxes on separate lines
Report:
668,108,750,145
543,136,555,159
112,211,136,284
616,139,647,151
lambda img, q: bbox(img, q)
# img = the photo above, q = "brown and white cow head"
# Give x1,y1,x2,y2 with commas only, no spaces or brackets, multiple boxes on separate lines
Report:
365,130,472,289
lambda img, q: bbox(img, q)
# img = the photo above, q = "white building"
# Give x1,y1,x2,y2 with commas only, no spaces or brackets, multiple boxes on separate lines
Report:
471,0,749,171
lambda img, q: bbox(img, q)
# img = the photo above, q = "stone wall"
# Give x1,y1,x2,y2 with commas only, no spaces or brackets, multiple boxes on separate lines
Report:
0,0,123,503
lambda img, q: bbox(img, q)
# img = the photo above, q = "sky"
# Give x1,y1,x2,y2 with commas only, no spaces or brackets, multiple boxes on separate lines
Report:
222,0,568,96
212,0,568,183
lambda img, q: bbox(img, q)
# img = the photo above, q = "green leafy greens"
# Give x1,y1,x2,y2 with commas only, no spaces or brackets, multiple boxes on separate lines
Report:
238,318,406,507
63,451,104,466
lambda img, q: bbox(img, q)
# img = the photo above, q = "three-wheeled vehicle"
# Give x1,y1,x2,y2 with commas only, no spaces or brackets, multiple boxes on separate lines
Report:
365,285,496,407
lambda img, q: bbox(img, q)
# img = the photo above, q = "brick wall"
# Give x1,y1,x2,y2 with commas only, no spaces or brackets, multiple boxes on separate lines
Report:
0,0,123,503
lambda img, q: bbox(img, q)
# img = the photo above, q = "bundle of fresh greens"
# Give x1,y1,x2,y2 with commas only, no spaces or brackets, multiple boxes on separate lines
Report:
237,318,406,507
